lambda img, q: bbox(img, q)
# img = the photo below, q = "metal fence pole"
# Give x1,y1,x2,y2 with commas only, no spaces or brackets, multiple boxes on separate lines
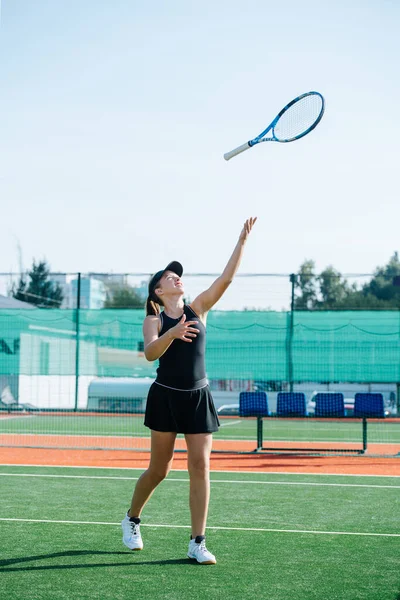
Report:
74,273,81,412
256,417,263,451
362,418,368,453
287,274,296,392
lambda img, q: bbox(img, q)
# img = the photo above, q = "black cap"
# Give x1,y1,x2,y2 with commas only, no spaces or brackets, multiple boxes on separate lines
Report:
148,261,183,298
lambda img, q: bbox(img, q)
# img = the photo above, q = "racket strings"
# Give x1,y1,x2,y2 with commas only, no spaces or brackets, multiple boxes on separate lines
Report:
273,95,323,142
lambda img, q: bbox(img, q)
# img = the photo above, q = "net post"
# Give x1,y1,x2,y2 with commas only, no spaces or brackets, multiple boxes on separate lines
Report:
362,417,368,453
256,416,263,450
287,274,296,392
74,273,81,412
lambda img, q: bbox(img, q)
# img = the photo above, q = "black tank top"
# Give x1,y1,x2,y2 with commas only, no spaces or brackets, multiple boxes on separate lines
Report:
155,305,207,390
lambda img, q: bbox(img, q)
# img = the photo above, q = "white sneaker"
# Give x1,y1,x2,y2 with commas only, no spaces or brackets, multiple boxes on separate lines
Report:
187,538,216,565
121,514,143,551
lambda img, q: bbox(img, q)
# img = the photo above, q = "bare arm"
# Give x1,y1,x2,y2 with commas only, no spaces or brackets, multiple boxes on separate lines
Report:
191,217,257,317
143,314,200,361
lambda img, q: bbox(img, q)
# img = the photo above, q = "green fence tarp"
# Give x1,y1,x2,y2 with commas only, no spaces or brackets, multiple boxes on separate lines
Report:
1,309,400,382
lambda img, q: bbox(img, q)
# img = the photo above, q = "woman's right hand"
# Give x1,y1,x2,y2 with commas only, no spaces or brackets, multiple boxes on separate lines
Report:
169,314,200,342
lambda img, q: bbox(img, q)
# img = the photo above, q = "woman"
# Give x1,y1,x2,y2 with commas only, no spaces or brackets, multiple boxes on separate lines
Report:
121,217,257,564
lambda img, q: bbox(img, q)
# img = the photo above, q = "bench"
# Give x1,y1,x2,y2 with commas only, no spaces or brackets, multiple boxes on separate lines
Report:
238,391,386,454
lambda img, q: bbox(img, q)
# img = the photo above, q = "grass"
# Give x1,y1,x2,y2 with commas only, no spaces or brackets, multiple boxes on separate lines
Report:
0,465,399,600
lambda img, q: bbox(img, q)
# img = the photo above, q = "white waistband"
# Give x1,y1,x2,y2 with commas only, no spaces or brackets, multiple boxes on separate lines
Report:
154,381,208,392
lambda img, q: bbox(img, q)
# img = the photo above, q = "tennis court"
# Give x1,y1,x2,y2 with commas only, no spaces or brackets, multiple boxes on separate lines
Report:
1,303,400,597
1,464,399,600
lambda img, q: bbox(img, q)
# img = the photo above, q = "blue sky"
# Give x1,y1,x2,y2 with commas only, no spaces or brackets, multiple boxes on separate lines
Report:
0,0,399,282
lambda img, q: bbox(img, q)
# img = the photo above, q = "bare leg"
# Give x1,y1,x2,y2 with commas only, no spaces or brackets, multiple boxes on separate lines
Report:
185,433,213,537
129,430,176,518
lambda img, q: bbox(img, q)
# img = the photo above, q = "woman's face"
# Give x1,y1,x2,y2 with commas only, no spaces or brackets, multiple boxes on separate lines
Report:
155,270,184,298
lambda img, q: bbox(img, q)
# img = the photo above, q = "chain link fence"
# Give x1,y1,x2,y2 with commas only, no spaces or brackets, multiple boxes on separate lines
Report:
0,272,399,452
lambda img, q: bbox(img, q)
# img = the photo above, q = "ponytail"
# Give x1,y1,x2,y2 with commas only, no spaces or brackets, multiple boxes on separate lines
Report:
146,295,162,316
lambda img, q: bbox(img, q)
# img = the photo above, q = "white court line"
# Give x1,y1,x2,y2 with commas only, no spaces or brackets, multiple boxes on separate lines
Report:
0,463,399,478
219,420,242,427
0,517,398,538
0,472,399,489
0,415,36,420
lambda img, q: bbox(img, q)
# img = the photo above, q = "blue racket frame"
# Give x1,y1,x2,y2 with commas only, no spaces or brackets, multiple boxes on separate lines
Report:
224,91,325,161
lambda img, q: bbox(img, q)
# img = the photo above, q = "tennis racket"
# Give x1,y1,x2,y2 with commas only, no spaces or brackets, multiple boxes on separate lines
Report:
224,91,325,161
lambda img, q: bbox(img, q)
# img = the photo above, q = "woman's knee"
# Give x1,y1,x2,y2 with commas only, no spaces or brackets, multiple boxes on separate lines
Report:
147,461,172,483
185,434,212,478
188,456,210,478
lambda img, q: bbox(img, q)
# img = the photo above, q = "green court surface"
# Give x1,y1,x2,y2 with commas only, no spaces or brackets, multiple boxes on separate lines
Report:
0,465,399,600
1,414,399,445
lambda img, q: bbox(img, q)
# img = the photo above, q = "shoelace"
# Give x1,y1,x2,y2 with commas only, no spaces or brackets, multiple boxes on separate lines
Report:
129,522,140,535
197,540,209,553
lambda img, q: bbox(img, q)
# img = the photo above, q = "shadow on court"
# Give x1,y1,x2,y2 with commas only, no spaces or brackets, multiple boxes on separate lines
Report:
0,550,194,572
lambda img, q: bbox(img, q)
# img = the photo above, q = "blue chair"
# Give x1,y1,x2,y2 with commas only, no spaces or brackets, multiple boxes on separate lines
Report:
277,392,307,417
239,391,269,417
354,393,385,418
314,393,345,418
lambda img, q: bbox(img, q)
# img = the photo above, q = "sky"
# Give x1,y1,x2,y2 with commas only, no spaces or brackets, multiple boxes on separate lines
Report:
0,0,399,286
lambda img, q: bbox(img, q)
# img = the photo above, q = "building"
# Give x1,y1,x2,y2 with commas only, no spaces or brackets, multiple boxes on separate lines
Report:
0,295,35,407
70,277,107,309
50,274,74,309
88,273,128,287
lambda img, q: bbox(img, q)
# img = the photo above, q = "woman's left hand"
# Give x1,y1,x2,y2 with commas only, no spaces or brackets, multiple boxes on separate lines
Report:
239,217,257,242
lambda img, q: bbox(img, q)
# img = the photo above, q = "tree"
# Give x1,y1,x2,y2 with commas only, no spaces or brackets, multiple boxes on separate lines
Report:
294,260,318,309
361,252,400,306
104,285,144,309
294,252,400,310
11,260,64,308
11,273,28,303
317,266,350,309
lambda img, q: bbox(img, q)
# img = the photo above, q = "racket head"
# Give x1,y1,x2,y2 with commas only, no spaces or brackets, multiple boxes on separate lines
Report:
270,91,325,143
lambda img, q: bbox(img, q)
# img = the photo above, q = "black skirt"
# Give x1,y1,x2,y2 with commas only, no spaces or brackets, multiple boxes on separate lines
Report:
144,383,220,434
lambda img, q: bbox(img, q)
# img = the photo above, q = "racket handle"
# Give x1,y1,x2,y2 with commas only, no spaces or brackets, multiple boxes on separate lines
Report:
223,142,251,161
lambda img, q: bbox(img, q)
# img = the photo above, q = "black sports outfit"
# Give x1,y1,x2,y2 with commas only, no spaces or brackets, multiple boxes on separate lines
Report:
144,305,220,433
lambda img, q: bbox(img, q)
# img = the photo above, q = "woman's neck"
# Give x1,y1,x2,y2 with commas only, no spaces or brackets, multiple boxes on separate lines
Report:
162,298,185,318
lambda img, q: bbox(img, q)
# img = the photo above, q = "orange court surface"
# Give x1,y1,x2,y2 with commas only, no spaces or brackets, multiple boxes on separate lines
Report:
1,443,399,476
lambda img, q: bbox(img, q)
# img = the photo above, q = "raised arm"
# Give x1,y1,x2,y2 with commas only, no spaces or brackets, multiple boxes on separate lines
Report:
191,217,257,317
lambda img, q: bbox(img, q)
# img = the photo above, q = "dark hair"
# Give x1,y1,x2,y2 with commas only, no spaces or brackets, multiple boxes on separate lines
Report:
145,290,164,316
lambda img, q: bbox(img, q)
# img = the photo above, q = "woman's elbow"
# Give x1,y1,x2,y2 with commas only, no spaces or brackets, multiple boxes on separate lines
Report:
220,277,233,289
144,349,156,361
